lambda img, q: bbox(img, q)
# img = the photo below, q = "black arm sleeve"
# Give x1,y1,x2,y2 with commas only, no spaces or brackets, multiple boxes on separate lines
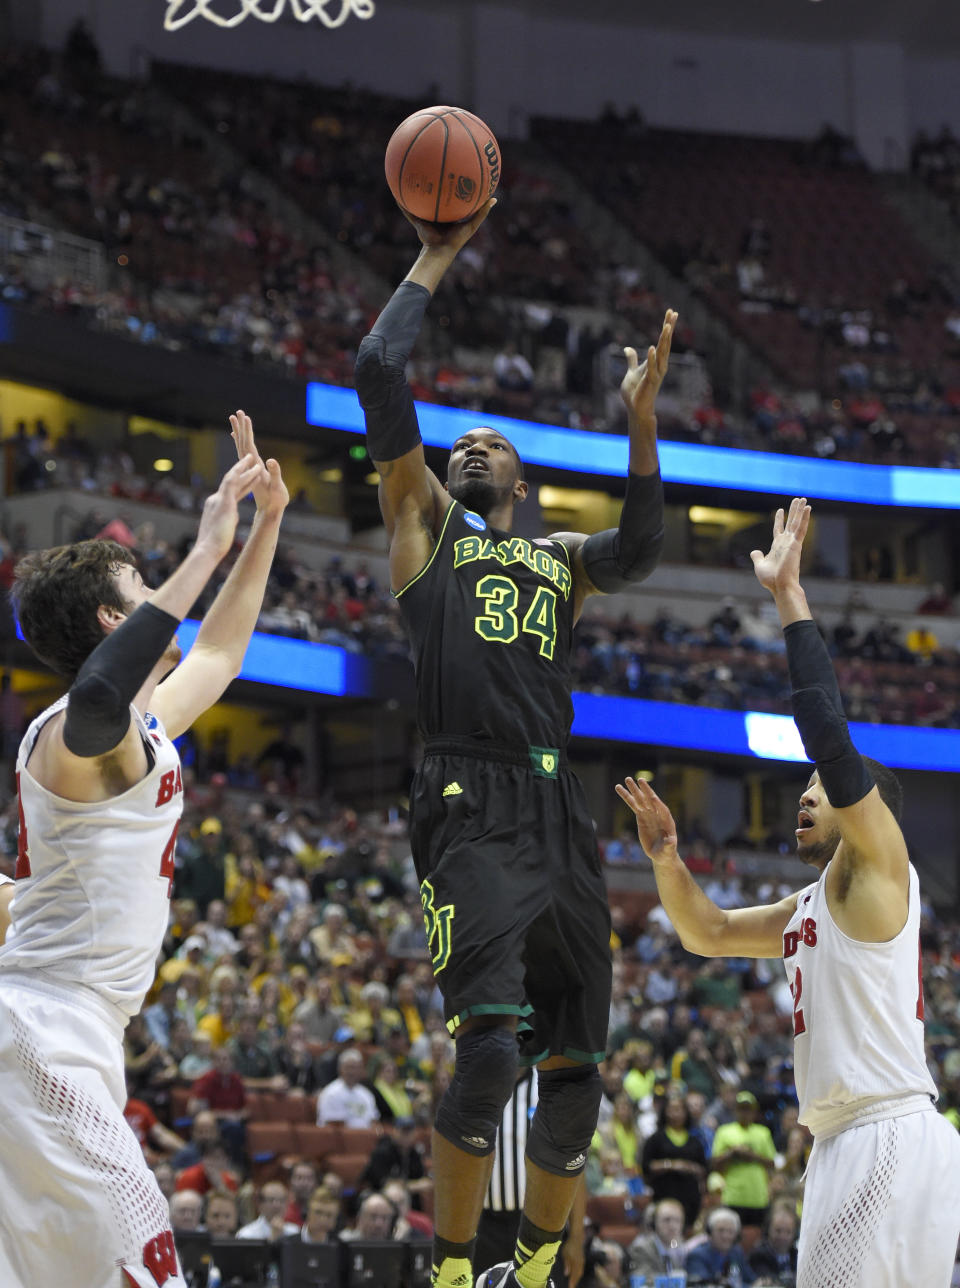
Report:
62,602,181,757
784,618,874,808
579,469,664,593
354,281,430,463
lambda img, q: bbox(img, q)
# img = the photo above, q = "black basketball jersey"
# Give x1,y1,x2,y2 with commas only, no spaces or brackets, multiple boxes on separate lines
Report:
396,499,576,748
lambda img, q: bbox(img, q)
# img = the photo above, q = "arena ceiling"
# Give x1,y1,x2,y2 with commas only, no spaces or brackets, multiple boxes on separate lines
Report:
476,0,960,54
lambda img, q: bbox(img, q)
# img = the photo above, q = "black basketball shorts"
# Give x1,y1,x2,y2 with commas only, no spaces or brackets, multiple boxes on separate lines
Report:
408,738,612,1065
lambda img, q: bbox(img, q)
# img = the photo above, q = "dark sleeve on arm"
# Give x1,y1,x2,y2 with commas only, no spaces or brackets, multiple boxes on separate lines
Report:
579,469,664,593
354,282,430,463
62,602,181,757
784,618,874,808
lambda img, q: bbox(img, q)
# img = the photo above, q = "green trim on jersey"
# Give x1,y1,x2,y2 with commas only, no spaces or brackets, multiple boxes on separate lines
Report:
393,500,457,599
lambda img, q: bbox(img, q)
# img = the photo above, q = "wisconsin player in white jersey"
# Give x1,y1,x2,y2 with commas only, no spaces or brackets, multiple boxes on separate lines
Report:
616,497,960,1288
0,412,288,1288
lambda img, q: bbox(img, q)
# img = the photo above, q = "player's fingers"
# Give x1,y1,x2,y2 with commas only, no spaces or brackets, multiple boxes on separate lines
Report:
773,507,785,536
623,346,639,370
749,549,763,567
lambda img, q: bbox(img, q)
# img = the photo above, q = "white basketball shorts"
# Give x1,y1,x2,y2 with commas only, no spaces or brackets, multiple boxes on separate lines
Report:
798,1106,960,1288
0,976,187,1288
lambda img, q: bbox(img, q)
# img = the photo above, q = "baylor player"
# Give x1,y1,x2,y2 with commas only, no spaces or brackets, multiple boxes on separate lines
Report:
354,197,675,1288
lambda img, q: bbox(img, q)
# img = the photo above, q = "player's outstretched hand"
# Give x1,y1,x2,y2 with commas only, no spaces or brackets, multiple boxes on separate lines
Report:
404,197,496,255
750,495,811,595
620,309,678,427
615,775,679,862
229,409,289,520
195,454,264,563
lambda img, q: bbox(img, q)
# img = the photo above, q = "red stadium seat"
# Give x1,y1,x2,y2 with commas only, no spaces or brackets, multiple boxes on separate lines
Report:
246,1121,297,1161
293,1123,343,1162
340,1127,381,1156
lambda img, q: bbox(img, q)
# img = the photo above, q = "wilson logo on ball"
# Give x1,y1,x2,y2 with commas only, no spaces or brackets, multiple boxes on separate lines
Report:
483,140,500,192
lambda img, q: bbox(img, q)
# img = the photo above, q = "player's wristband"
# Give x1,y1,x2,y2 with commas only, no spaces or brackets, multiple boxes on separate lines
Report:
580,469,664,592
63,602,180,758
784,619,874,808
354,281,429,463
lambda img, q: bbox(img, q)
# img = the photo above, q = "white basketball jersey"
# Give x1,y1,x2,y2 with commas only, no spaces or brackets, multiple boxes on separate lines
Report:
0,696,184,1027
783,860,936,1139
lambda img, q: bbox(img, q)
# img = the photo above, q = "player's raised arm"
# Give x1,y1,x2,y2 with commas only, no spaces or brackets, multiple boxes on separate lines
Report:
151,412,289,739
616,775,799,958
750,498,908,896
353,200,495,590
13,451,262,801
554,310,676,618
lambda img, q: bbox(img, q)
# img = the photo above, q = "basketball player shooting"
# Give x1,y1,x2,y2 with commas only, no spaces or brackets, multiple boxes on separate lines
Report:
617,497,960,1288
353,199,675,1288
0,412,288,1288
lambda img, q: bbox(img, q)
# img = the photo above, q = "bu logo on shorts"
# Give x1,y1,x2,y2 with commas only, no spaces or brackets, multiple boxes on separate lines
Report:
530,746,559,779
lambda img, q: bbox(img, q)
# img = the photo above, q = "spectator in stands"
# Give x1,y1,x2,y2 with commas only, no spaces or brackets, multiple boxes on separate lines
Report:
292,973,344,1044
348,980,402,1045
906,622,940,661
748,1199,799,1284
340,1191,399,1241
205,1190,240,1238
916,583,953,615
284,1160,320,1226
177,817,228,915
309,903,356,964
237,1180,301,1241
370,1052,416,1123
627,1197,687,1279
300,1186,343,1243
123,1084,186,1162
492,341,534,393
199,898,239,958
382,1178,432,1239
169,1189,205,1234
317,1047,379,1127
593,1091,642,1176
641,1092,707,1227
710,1090,777,1229
276,1020,322,1094
144,980,183,1050
172,1111,221,1170
230,1012,286,1091
579,1238,627,1288
179,1029,216,1082
175,1138,239,1197
361,1115,429,1192
686,1207,757,1284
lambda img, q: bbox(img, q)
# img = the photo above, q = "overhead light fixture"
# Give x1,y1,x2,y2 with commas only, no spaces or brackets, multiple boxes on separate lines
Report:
153,458,174,473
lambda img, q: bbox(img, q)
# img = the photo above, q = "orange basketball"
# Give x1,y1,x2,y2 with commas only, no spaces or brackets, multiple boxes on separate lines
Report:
385,106,501,223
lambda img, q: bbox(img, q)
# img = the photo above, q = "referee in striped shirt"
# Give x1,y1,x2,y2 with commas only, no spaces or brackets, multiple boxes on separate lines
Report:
476,1068,585,1288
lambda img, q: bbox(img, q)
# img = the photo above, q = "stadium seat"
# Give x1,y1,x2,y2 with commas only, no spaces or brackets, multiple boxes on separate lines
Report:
246,1121,297,1160
324,1152,371,1190
600,1224,639,1248
293,1123,343,1162
340,1126,381,1155
586,1195,630,1227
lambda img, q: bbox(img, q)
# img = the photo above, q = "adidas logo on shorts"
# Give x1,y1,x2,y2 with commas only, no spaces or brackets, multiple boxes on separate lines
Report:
462,1132,489,1149
565,1153,586,1170
443,781,463,797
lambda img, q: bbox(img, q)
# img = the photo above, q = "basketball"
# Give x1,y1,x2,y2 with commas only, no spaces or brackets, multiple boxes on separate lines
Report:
385,106,501,223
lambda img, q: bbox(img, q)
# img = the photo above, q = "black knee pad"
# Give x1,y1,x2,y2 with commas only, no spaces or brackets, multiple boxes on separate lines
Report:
434,1025,518,1157
527,1064,602,1177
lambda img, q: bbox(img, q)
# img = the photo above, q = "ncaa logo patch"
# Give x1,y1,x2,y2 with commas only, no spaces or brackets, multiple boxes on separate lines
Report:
463,511,485,531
